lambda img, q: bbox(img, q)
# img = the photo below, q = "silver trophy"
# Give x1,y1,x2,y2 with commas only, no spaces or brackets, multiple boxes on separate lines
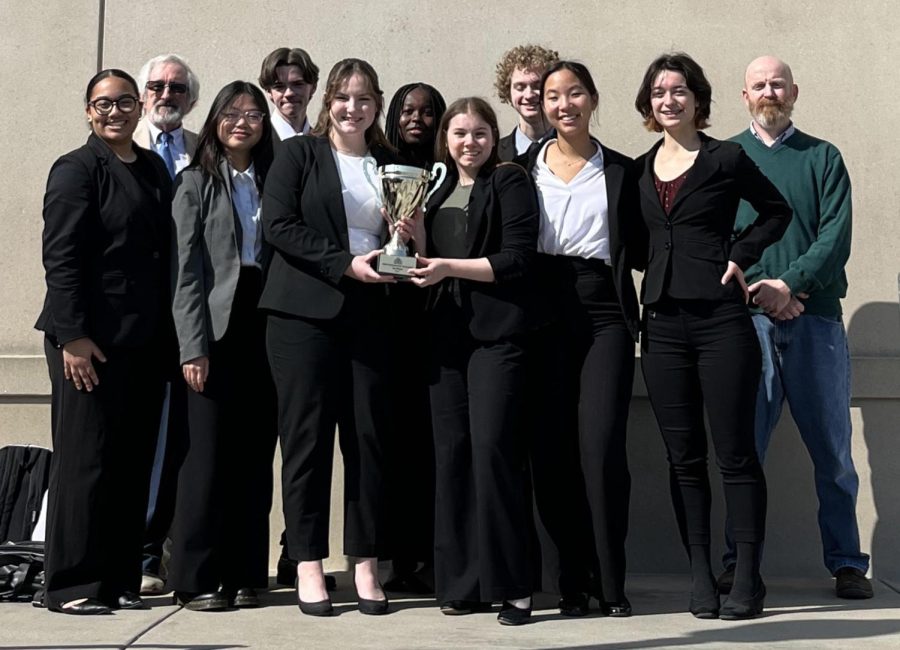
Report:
363,160,447,277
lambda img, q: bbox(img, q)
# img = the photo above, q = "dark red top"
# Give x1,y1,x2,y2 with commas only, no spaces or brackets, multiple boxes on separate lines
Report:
654,170,690,216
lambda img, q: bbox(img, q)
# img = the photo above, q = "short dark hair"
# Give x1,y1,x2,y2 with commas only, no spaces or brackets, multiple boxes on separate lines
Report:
435,97,500,172
190,81,273,186
259,47,319,89
385,83,447,160
634,52,712,132
85,68,139,105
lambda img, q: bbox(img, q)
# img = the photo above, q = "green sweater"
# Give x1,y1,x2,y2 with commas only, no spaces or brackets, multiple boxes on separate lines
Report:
732,128,851,316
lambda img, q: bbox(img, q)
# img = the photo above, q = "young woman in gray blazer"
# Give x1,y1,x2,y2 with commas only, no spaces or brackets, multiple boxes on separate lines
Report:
169,81,276,611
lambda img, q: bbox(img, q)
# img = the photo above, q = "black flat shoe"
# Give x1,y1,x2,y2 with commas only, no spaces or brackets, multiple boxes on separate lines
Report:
49,598,111,616
719,581,765,620
174,591,229,611
600,598,632,617
716,565,735,595
116,591,147,610
440,600,492,615
690,590,720,619
558,592,589,617
231,587,260,608
497,600,532,626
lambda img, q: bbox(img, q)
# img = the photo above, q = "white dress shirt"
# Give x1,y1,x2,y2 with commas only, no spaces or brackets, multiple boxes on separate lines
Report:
146,122,191,173
533,139,610,261
515,126,539,156
271,112,311,141
229,163,262,267
331,150,382,255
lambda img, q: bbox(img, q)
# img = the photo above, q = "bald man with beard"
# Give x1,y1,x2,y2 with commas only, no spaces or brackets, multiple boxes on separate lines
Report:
719,56,873,600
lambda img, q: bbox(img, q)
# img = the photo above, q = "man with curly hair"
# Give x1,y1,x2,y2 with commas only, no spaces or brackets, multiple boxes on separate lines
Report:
494,45,559,161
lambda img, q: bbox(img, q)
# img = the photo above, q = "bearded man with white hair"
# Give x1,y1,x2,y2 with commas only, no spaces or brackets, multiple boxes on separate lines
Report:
719,55,873,601
134,53,199,177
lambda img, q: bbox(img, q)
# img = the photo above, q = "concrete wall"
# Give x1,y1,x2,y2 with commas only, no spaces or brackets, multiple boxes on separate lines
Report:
2,0,898,580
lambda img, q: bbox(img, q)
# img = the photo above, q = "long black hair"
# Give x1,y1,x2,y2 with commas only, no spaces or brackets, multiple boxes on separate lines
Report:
385,83,447,166
191,81,274,186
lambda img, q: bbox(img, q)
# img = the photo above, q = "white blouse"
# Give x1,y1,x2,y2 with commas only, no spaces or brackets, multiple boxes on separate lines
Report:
229,163,262,267
533,139,610,261
331,149,383,255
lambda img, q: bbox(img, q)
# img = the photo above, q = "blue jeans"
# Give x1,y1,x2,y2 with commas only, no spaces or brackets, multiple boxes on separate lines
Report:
723,314,869,575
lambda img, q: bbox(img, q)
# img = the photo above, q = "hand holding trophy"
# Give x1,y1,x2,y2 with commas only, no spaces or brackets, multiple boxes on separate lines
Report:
363,160,447,277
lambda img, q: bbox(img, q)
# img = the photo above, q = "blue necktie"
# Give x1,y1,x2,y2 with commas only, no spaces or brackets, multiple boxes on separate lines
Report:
159,132,176,179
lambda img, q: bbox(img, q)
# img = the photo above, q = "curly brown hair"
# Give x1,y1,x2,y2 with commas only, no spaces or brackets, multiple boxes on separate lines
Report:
494,45,560,105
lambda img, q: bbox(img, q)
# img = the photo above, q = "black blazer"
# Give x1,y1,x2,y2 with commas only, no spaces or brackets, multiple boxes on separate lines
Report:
35,133,173,348
637,133,791,305
259,135,395,319
424,163,546,341
497,127,517,163
518,139,647,341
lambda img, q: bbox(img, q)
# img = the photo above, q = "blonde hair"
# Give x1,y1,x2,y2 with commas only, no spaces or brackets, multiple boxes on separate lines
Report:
311,58,391,150
494,45,560,104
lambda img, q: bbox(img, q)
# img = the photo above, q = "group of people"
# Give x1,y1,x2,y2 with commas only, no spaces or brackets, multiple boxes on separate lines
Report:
36,43,872,626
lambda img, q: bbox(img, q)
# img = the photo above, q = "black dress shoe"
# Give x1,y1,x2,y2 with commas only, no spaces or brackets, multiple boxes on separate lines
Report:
173,591,229,611
230,587,260,608
720,581,766,620
440,600,492,615
49,598,111,616
276,556,298,587
358,594,389,615
298,597,334,616
716,565,735,595
497,600,532,626
558,592,589,617
116,591,148,610
835,567,874,599
600,598,632,617
689,591,720,619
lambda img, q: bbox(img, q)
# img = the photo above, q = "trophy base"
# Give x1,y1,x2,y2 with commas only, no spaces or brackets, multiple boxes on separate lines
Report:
376,253,417,278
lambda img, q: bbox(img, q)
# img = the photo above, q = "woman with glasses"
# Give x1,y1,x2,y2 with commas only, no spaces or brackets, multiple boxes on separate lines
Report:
261,58,397,617
36,69,173,615
167,81,275,611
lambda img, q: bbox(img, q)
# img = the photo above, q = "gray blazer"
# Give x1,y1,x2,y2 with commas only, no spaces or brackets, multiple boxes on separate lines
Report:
171,161,260,364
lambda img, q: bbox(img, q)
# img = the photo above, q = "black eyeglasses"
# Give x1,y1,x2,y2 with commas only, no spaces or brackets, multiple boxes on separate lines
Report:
89,95,140,115
221,110,265,125
145,81,189,95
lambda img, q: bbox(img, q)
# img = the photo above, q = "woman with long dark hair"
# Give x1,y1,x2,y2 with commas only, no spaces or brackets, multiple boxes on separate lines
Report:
261,58,396,617
379,81,447,596
522,60,645,617
37,68,172,615
399,97,545,626
634,52,791,619
167,81,276,611
384,83,446,168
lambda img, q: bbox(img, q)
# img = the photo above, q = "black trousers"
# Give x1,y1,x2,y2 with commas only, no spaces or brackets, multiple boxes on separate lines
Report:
167,268,277,593
641,298,766,548
267,282,391,561
44,335,166,607
430,297,533,603
385,284,434,568
531,257,634,602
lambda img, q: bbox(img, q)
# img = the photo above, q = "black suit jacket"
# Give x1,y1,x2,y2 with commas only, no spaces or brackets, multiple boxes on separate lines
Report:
518,138,647,341
35,133,173,348
637,133,791,305
424,163,547,341
497,127,517,163
259,135,395,319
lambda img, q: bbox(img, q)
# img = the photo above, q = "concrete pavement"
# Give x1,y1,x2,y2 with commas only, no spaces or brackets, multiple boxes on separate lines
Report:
2,574,899,650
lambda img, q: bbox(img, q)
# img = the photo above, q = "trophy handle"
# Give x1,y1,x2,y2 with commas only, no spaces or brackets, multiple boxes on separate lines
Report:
424,162,448,204
362,156,382,205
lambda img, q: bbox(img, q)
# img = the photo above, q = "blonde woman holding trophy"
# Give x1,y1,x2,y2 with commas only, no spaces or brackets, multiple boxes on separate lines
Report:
260,58,397,617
